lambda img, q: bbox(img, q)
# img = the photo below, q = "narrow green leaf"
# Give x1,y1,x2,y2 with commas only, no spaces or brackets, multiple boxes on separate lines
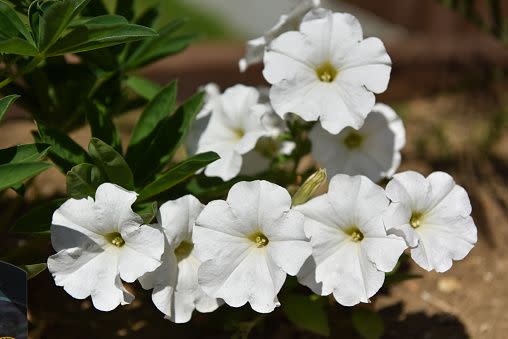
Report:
0,1,33,42
133,201,157,223
66,163,105,199
0,162,52,191
138,152,219,201
352,309,384,339
0,94,20,122
86,103,121,153
88,138,134,189
47,22,157,56
38,0,91,51
11,198,65,234
80,14,127,25
126,81,177,165
0,143,50,165
100,0,117,14
20,263,47,279
126,75,162,100
282,295,330,336
36,122,90,173
124,19,196,70
0,37,38,55
132,91,204,184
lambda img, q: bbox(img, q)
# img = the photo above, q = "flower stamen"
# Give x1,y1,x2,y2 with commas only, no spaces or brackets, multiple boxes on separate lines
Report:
343,130,364,149
344,226,364,242
105,232,125,247
316,62,338,83
410,212,423,229
174,241,194,259
233,128,245,140
249,231,269,248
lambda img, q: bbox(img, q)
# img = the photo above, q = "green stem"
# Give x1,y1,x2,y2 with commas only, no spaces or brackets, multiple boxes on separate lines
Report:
0,56,44,89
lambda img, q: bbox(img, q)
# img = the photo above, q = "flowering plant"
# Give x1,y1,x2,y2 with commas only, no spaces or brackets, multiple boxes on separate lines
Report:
0,0,479,338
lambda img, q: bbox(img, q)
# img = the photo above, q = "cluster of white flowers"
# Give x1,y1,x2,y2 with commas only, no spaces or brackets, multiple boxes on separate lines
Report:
48,0,478,324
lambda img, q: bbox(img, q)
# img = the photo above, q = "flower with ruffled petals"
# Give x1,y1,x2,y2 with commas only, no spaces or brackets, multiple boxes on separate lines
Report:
295,174,406,306
139,195,221,323
263,10,391,134
47,183,164,311
193,180,312,313
239,0,321,72
195,85,275,181
310,103,405,182
383,171,477,272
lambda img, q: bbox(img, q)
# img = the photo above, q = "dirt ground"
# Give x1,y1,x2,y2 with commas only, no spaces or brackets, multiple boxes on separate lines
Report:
1,52,507,338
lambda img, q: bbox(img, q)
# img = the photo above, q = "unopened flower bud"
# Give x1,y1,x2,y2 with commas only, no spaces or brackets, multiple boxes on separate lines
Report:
292,168,327,206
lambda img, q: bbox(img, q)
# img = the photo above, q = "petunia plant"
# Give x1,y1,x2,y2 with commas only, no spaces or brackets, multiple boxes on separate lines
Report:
1,0,480,338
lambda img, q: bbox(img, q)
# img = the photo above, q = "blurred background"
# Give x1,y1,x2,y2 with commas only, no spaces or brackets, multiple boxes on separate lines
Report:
1,0,507,338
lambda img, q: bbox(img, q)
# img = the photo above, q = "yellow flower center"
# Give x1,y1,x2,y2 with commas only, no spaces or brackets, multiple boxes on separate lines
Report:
105,232,125,247
316,62,338,83
174,241,194,259
248,231,269,248
344,226,364,242
233,128,245,140
343,130,364,149
410,212,424,229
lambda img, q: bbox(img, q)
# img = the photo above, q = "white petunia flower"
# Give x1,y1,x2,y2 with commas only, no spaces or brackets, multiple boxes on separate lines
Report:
310,103,405,182
239,0,321,72
263,10,392,134
295,174,407,306
47,183,164,311
139,195,221,323
193,180,312,313
195,85,275,181
383,171,477,272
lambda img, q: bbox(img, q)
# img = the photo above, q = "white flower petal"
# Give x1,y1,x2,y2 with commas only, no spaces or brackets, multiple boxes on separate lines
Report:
338,37,391,94
266,210,311,275
296,257,323,295
47,244,132,311
383,202,419,247
385,171,477,272
118,224,164,282
362,235,407,272
94,183,142,234
158,195,204,246
386,171,432,211
51,197,105,251
198,248,284,313
227,180,293,233
327,174,389,229
203,150,243,181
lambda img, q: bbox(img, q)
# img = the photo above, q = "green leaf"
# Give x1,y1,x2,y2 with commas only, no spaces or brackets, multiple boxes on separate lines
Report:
66,163,105,199
132,91,204,184
47,21,157,56
0,37,38,55
133,201,157,223
0,162,52,191
11,198,65,234
38,0,91,51
36,122,90,173
126,81,177,165
126,75,162,100
86,103,121,153
88,138,134,189
124,18,196,70
0,1,33,41
0,143,50,165
352,309,384,339
20,263,47,279
138,152,219,201
282,295,330,336
0,94,20,122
